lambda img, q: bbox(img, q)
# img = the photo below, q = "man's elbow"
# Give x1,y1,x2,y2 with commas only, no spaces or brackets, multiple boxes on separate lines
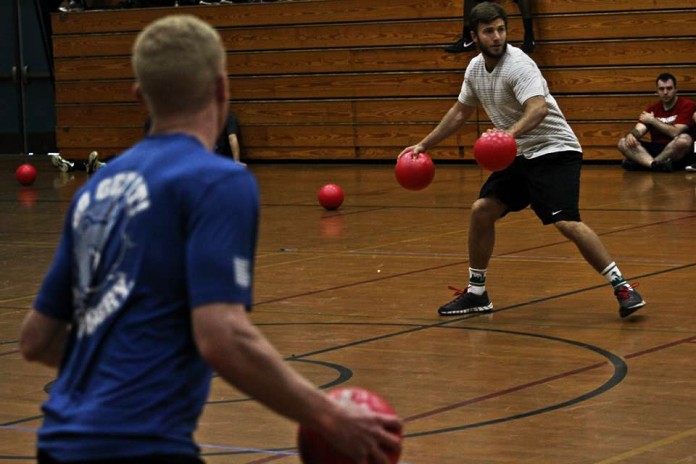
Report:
195,336,222,367
19,333,47,363
18,310,66,364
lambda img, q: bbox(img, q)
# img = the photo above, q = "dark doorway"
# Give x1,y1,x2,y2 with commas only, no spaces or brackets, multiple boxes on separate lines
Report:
0,0,57,155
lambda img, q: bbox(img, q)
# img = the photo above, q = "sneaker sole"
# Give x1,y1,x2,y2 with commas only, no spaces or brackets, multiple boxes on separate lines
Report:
619,300,646,318
51,157,70,172
438,303,493,316
86,151,99,174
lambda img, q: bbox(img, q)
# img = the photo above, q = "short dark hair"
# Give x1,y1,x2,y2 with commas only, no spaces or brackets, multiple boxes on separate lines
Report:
470,1,508,34
656,73,677,87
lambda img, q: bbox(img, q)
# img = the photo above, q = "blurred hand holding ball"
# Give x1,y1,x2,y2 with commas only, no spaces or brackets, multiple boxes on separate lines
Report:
473,130,517,171
317,183,344,210
298,387,402,464
395,151,435,191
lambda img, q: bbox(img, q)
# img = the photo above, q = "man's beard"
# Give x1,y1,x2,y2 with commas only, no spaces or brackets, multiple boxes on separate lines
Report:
480,41,507,59
662,95,677,109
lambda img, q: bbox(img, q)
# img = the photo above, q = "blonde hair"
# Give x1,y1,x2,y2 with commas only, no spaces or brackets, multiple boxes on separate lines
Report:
132,15,226,115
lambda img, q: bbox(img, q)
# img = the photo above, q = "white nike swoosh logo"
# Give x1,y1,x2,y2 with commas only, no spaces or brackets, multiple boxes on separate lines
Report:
551,210,562,216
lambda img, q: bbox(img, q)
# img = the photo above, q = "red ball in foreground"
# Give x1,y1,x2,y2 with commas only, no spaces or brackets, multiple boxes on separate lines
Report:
317,183,344,210
473,131,517,171
298,387,401,464
395,151,435,191
15,163,37,186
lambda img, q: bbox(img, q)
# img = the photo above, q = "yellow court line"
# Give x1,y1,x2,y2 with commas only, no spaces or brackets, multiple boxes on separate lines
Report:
0,295,35,305
0,241,59,248
593,427,696,464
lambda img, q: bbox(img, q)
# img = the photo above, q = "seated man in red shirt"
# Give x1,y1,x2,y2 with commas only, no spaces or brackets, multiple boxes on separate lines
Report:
618,73,695,172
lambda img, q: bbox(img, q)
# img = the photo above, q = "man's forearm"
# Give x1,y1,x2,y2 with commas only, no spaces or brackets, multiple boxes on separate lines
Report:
628,127,643,139
421,104,472,150
650,120,684,139
19,310,69,368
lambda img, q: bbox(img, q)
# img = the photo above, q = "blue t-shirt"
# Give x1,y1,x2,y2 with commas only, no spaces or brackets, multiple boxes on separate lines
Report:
33,134,259,461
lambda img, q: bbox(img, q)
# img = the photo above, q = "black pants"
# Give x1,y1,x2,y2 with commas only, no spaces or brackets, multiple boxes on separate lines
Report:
38,450,204,464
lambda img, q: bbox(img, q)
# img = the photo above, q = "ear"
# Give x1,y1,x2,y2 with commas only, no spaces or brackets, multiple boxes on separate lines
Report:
215,73,228,104
132,83,146,106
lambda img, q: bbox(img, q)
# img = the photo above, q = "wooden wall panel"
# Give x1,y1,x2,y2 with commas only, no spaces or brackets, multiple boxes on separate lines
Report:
54,38,696,81
58,94,696,133
50,0,691,35
52,10,696,59
50,0,696,161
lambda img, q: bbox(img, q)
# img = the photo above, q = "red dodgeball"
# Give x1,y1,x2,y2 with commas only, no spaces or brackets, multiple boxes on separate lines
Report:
15,163,38,186
472,131,517,171
298,387,402,464
395,151,435,191
317,183,345,210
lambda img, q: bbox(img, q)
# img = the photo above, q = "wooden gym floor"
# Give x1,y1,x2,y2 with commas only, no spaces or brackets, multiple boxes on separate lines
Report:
1,157,695,463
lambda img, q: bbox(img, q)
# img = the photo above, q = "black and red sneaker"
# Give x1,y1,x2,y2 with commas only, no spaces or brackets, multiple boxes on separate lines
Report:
615,284,646,318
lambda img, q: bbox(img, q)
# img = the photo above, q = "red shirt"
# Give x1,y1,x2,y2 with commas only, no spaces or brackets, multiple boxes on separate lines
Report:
644,96,696,144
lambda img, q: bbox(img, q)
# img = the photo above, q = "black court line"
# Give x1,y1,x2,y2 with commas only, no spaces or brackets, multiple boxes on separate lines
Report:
249,262,695,369
403,339,696,439
399,327,627,434
1,301,693,460
206,337,690,463
2,205,693,460
0,415,44,427
256,210,696,307
261,201,696,214
256,323,629,430
206,331,695,461
2,311,689,461
206,358,353,405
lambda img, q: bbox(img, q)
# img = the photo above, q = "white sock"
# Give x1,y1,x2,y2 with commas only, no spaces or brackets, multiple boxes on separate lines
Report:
468,267,487,295
601,262,631,289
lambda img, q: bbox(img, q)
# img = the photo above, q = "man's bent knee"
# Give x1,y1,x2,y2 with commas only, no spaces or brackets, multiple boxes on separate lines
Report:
471,197,505,221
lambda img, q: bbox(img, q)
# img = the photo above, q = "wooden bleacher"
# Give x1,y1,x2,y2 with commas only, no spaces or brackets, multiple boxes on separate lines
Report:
51,0,696,162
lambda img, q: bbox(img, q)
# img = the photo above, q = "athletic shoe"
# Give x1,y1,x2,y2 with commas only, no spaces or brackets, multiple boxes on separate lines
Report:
438,286,493,316
86,151,105,174
51,154,74,172
521,40,536,54
58,0,84,12
615,284,645,318
444,36,476,53
685,162,696,172
650,158,673,172
621,159,643,171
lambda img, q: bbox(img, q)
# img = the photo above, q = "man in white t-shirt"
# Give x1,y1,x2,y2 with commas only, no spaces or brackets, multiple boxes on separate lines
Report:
399,1,645,319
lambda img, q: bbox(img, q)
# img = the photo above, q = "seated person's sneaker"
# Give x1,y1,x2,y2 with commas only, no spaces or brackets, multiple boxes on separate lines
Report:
51,154,75,172
86,151,106,174
444,36,476,53
621,159,642,171
59,0,84,12
521,40,536,54
650,158,673,172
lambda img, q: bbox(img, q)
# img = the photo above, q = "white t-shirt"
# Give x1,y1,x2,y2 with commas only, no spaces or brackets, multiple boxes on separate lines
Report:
458,44,582,158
